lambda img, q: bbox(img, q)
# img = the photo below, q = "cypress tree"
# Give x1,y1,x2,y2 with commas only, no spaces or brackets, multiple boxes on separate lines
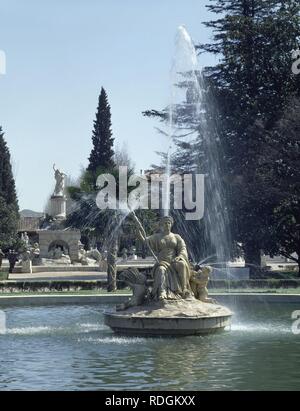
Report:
0,127,19,249
87,87,115,178
68,88,118,249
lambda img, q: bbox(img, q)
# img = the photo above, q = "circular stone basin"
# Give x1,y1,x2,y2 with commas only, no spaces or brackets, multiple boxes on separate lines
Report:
104,299,232,336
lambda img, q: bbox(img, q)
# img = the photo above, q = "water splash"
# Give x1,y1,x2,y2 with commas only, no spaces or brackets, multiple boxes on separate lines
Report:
78,336,148,345
164,25,201,216
167,25,231,268
229,323,291,335
5,326,60,335
5,323,107,336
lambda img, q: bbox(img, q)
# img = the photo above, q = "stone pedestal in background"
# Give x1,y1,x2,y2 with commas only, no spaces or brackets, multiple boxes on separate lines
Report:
49,195,66,220
21,258,32,274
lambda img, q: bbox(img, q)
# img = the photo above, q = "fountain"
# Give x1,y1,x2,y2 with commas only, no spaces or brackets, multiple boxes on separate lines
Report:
165,26,233,275
104,214,231,335
104,26,232,336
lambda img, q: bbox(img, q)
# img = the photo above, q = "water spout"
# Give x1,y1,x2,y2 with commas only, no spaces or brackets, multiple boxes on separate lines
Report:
167,25,231,267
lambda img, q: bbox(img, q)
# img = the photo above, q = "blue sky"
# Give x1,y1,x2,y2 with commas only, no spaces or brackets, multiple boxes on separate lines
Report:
0,0,216,211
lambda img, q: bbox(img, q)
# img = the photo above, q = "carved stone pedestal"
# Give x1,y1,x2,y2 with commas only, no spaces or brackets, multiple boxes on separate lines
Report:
50,195,66,220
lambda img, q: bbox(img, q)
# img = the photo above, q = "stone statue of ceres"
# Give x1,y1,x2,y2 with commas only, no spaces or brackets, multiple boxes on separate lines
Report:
53,164,66,196
137,215,193,301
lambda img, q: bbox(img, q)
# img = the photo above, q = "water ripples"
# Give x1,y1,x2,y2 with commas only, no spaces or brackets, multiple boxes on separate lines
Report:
1,303,300,390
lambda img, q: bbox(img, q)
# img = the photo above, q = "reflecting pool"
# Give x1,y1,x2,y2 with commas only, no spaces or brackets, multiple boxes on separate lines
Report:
0,302,299,390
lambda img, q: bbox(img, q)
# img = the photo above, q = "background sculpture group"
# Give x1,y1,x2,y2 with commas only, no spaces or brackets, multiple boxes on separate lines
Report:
53,164,66,197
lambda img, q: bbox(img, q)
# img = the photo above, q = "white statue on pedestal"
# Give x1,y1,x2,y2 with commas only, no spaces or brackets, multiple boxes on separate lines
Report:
21,232,30,247
53,164,66,196
21,250,32,274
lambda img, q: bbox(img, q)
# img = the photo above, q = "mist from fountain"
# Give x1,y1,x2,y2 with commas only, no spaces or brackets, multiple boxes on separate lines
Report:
68,25,231,273
166,25,231,269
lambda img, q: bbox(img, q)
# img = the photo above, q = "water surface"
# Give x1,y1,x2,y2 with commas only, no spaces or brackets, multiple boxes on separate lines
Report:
0,303,299,390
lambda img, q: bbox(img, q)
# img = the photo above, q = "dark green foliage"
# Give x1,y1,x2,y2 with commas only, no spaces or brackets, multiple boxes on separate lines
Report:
68,88,116,246
87,87,115,181
0,127,19,249
0,127,19,206
198,0,300,273
67,166,159,252
256,97,300,272
0,196,19,249
66,168,113,248
144,1,300,274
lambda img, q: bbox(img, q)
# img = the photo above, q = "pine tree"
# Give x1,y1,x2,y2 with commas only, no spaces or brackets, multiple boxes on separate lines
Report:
87,87,115,179
257,97,300,275
0,127,19,249
198,0,300,273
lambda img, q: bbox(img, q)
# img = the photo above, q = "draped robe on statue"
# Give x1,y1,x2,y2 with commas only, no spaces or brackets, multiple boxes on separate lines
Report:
146,233,193,300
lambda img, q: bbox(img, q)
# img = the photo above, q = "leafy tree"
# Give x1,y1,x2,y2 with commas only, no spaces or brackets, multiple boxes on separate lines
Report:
114,142,135,175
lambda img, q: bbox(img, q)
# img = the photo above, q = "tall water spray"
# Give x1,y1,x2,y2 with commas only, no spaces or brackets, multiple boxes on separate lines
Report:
164,26,200,216
167,25,230,265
